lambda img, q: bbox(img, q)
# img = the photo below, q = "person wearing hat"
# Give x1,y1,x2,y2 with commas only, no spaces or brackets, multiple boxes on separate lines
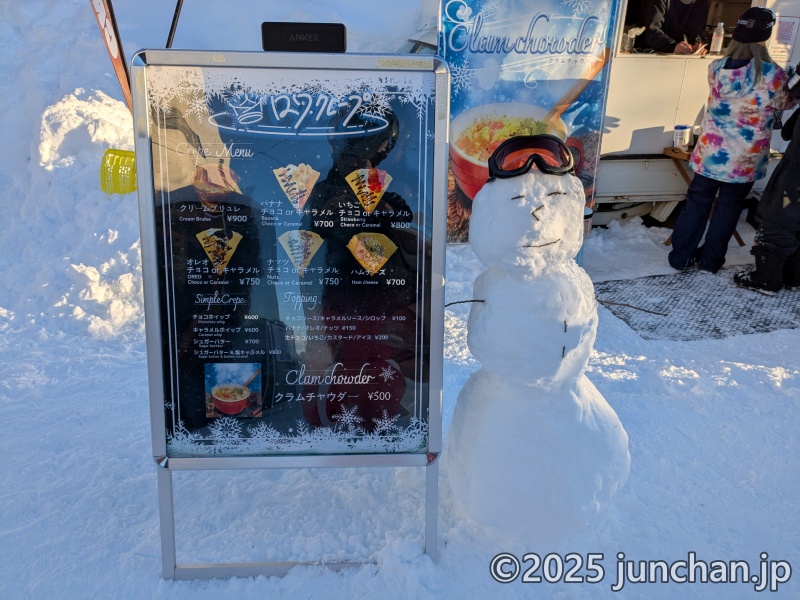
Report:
636,0,710,55
668,7,797,274
298,109,424,429
734,69,800,294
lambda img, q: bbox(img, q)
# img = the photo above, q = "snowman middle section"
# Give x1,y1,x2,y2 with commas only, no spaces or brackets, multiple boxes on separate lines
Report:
468,263,597,390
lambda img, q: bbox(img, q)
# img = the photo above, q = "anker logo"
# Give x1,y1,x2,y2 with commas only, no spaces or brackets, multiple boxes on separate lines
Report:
262,22,346,53
289,34,320,42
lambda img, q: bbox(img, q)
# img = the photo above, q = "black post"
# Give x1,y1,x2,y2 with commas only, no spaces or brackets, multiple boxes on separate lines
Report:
166,0,185,48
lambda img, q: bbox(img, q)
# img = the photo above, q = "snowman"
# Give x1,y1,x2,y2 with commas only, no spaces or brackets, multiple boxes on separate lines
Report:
445,135,630,546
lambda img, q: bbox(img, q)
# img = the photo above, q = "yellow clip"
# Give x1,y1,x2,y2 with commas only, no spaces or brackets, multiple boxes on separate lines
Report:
100,149,137,195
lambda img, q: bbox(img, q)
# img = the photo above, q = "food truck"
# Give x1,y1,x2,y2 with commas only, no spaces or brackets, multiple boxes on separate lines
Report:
595,0,800,224
425,0,800,232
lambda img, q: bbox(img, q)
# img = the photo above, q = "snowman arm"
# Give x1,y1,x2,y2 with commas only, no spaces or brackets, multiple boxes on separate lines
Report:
444,299,485,308
596,297,668,316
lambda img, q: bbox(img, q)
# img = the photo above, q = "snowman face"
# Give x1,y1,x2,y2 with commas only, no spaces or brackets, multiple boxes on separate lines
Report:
469,169,585,273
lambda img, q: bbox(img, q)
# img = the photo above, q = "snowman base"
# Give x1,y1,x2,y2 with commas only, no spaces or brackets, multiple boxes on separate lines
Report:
446,368,630,546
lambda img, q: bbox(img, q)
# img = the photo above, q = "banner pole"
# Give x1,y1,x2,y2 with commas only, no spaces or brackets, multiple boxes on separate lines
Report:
166,0,185,49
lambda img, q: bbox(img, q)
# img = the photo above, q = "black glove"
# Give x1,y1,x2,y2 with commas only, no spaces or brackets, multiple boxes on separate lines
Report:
781,108,798,142
787,63,800,100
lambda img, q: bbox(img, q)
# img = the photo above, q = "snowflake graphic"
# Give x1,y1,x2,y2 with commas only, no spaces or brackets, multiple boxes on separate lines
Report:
306,425,344,446
184,93,209,123
360,91,392,118
405,416,426,434
247,421,282,444
451,59,473,95
292,419,310,439
166,420,203,453
372,410,400,435
167,412,429,455
379,366,397,382
562,0,591,16
415,102,426,121
209,417,243,444
333,405,364,432
148,86,176,114
168,420,200,444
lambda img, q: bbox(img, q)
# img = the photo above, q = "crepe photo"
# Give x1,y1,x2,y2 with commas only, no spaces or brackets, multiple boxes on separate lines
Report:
346,232,397,275
273,163,320,213
195,228,243,275
345,168,392,213
278,229,324,272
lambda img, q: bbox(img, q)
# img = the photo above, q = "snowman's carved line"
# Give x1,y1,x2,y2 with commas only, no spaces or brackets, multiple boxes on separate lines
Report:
532,203,557,220
522,239,560,248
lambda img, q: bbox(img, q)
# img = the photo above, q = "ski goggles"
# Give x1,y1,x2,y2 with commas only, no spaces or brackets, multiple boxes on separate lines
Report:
487,134,575,181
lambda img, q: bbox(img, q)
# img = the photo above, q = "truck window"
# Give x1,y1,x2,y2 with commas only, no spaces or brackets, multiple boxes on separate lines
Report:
620,0,753,55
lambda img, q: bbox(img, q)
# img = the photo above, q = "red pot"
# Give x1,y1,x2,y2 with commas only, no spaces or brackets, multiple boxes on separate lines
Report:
212,384,250,415
449,102,582,200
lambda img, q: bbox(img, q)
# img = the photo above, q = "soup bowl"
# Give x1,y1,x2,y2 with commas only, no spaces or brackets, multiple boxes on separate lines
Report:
449,102,583,200
212,384,250,415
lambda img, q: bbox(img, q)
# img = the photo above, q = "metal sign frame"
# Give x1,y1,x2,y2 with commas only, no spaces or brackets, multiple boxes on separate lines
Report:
131,49,449,579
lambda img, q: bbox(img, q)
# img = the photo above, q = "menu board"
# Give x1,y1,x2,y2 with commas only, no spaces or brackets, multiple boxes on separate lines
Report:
132,52,447,459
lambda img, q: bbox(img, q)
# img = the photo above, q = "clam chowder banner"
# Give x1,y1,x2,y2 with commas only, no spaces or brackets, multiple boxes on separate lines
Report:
441,0,620,242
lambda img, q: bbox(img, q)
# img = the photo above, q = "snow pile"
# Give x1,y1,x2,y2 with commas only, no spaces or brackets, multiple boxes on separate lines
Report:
36,88,143,340
39,88,133,169
446,169,630,545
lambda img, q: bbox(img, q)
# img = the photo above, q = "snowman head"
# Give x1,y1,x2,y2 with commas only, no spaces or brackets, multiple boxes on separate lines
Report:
469,137,586,273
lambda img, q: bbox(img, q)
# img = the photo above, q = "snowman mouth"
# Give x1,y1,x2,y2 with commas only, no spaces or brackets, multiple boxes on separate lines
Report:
522,239,560,248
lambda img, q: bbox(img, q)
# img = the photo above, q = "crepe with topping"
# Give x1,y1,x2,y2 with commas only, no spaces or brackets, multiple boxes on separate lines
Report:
278,230,324,272
273,163,320,212
346,232,397,275
345,168,392,214
196,228,243,275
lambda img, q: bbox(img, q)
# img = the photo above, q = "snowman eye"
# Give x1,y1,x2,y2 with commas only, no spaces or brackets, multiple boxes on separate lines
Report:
547,191,565,196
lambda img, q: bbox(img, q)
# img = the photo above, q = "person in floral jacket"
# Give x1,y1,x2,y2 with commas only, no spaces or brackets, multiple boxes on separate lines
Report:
668,7,797,273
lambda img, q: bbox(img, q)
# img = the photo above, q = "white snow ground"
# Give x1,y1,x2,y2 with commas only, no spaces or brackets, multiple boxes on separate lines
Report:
1,1,798,598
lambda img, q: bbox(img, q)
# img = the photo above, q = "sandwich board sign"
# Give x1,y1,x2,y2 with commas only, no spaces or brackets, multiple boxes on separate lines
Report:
131,49,448,579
